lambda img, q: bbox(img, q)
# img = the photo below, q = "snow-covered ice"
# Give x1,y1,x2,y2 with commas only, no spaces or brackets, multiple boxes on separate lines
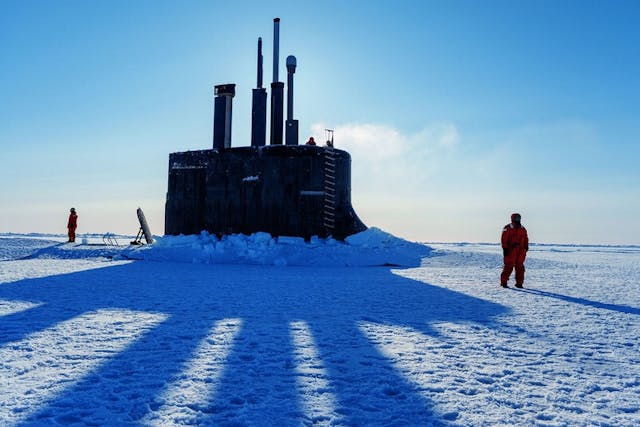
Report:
0,230,638,426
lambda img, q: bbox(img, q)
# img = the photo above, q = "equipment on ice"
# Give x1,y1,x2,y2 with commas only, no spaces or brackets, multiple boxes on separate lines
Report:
103,233,120,246
132,207,154,245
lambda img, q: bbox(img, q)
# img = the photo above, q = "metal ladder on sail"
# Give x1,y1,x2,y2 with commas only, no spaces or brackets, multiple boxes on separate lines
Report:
323,129,336,235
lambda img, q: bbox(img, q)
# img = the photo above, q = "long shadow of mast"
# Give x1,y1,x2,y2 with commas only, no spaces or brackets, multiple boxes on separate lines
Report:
0,260,509,425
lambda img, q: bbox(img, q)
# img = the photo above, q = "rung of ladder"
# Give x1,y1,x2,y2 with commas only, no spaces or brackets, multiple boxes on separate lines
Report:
324,144,337,234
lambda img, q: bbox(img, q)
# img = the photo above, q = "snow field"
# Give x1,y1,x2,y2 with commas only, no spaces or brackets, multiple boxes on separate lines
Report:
0,234,638,425
398,245,640,426
290,320,342,425
142,318,243,426
0,308,166,425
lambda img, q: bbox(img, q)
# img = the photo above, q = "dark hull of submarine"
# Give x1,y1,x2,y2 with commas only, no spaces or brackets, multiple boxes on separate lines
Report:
165,145,366,240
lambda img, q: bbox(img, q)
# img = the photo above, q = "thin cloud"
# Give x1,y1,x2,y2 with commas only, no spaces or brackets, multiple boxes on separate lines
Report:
310,122,459,196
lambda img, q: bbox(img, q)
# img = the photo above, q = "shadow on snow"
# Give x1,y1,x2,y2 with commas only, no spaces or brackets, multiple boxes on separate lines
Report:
1,260,508,426
520,288,640,316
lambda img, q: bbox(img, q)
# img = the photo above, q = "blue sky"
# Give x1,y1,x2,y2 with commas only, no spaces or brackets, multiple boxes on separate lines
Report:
1,0,638,244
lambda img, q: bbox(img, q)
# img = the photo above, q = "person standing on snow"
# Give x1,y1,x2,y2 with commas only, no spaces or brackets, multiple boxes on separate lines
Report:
67,207,78,243
500,213,529,288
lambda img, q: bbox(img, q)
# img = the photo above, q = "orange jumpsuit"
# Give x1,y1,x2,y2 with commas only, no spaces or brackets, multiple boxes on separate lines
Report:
67,213,78,242
500,222,529,286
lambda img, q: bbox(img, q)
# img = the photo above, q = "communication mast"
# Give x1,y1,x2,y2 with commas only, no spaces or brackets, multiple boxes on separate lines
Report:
325,129,334,147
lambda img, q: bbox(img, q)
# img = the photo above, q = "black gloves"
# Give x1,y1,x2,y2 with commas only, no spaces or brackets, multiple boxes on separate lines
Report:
503,248,509,256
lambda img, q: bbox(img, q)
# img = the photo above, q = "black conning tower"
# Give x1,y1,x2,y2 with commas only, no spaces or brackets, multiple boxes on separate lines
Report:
164,18,366,239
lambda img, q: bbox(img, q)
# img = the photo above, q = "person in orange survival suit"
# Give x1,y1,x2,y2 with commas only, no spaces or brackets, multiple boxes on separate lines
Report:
500,213,529,288
67,207,78,243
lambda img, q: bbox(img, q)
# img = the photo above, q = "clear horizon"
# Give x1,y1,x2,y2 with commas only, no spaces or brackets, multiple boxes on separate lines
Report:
1,1,638,245
2,232,639,249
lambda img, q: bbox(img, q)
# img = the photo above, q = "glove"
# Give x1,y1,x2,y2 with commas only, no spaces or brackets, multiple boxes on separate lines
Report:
503,248,509,256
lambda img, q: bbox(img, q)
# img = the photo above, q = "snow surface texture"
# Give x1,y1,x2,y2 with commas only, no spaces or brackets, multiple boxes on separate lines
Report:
0,231,639,426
